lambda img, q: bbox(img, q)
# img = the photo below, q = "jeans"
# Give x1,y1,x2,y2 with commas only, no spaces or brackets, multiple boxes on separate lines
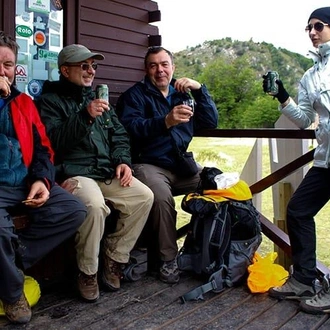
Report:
0,185,86,303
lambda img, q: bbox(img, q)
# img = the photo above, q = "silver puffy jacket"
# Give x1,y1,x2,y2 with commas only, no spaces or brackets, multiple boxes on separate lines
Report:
281,41,330,168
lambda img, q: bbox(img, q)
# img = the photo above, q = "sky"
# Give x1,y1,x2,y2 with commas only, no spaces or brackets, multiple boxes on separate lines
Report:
154,1,330,56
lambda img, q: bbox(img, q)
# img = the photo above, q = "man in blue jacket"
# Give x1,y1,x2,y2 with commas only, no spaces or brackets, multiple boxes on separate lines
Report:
117,46,218,284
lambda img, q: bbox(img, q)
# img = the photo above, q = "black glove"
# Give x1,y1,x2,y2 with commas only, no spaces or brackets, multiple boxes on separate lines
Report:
262,75,289,104
274,79,290,104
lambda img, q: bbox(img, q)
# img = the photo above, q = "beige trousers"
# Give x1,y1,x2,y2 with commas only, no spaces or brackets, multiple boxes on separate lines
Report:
62,176,153,275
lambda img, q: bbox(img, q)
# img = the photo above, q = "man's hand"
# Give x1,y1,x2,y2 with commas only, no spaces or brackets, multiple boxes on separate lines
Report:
0,76,11,98
115,164,132,187
86,99,109,118
174,78,201,93
165,104,194,128
22,180,50,208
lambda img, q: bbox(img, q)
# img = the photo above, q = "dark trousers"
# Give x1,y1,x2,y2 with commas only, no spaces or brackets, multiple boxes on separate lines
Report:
0,185,86,303
133,163,202,264
287,166,330,285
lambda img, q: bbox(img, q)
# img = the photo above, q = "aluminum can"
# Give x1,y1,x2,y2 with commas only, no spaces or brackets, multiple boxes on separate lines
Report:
96,84,109,101
265,71,279,96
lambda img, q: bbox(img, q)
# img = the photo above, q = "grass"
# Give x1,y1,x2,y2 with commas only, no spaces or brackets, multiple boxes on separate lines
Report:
175,137,330,269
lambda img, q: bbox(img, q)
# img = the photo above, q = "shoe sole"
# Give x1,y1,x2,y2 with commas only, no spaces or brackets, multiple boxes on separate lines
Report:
269,293,313,301
300,305,330,315
101,274,120,292
269,287,314,301
159,274,180,284
80,294,100,303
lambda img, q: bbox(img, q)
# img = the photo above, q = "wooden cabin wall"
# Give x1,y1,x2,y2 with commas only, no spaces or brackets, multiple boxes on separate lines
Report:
0,0,161,105
65,0,161,105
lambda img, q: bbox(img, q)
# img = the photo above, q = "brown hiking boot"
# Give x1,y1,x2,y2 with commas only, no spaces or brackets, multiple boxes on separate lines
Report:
77,272,99,302
3,293,32,324
102,257,122,291
159,258,180,284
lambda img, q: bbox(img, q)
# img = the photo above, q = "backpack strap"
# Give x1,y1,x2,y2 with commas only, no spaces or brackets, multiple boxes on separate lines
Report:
180,266,227,303
181,203,232,303
207,203,231,271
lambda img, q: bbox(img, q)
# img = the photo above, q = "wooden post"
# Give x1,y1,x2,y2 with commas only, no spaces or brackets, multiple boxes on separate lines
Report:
274,182,292,270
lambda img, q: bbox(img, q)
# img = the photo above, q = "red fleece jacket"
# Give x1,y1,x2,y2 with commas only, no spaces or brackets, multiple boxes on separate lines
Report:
10,93,54,166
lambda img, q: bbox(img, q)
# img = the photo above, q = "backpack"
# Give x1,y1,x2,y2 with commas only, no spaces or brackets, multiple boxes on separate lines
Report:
177,168,262,303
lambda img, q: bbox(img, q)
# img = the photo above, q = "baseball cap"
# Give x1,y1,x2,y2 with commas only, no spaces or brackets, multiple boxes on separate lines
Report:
57,44,104,67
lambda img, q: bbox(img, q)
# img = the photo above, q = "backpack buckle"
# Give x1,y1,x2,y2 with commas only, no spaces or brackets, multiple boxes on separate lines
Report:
209,266,227,293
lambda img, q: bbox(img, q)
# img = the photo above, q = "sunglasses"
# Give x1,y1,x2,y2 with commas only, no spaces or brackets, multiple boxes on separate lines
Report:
305,22,329,33
66,63,98,71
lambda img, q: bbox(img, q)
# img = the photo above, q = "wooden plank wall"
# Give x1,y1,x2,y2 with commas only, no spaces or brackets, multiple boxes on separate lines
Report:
0,0,15,36
65,0,161,105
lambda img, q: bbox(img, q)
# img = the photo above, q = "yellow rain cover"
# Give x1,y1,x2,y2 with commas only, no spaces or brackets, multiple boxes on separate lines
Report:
0,276,41,315
185,179,253,203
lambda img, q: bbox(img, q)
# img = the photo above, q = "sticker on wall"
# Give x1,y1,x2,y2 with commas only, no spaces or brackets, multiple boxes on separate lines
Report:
34,16,46,30
28,79,43,98
15,64,28,83
28,0,50,14
21,12,31,23
51,0,63,11
34,31,46,47
38,49,58,63
16,25,33,38
49,19,61,33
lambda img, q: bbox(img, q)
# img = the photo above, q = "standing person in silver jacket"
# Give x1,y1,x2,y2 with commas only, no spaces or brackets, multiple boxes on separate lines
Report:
262,6,330,315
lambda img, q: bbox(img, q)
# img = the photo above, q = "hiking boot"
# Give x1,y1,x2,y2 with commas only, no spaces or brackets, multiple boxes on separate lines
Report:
268,276,315,300
102,257,122,291
159,258,180,284
77,272,99,302
300,274,330,314
3,293,31,324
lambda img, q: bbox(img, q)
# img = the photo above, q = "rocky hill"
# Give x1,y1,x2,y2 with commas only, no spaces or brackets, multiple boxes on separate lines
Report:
172,38,313,94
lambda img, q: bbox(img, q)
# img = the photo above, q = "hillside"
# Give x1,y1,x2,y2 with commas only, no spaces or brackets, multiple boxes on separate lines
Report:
172,38,313,96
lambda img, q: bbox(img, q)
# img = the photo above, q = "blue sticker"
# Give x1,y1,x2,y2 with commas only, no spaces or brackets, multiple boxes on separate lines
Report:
27,79,43,97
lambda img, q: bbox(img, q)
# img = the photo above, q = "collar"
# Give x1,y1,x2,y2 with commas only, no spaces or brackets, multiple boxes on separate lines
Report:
41,76,93,102
308,40,330,62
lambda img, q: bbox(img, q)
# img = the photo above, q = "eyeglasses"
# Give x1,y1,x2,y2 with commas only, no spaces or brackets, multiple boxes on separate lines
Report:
66,63,98,71
305,22,329,33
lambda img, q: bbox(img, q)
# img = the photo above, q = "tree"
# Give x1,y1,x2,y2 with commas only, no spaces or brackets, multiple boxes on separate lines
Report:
199,56,260,128
241,95,281,128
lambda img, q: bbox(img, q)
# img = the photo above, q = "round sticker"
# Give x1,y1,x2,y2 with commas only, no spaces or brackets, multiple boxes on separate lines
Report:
34,31,46,46
28,80,43,98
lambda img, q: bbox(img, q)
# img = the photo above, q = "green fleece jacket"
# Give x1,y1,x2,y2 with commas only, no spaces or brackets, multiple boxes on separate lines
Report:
35,76,132,182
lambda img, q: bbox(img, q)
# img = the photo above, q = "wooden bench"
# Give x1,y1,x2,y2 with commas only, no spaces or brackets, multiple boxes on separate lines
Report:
10,199,120,288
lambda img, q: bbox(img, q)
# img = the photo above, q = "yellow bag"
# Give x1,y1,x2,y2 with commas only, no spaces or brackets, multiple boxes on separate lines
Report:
0,276,41,316
247,252,289,293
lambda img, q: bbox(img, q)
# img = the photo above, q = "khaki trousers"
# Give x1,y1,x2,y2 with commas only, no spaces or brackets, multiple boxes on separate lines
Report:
62,176,153,275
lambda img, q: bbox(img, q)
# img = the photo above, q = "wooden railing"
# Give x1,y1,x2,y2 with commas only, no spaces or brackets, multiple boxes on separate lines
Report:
177,128,329,276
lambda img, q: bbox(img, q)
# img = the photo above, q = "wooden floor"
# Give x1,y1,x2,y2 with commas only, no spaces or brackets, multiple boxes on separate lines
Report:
1,260,330,330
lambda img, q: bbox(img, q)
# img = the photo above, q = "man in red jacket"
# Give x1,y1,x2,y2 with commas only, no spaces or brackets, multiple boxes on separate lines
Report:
0,31,87,325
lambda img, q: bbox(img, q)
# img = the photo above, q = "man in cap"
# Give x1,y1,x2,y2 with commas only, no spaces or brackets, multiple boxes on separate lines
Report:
35,44,154,302
262,7,330,314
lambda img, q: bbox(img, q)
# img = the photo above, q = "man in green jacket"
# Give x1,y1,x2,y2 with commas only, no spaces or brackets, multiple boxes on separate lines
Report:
36,44,154,302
